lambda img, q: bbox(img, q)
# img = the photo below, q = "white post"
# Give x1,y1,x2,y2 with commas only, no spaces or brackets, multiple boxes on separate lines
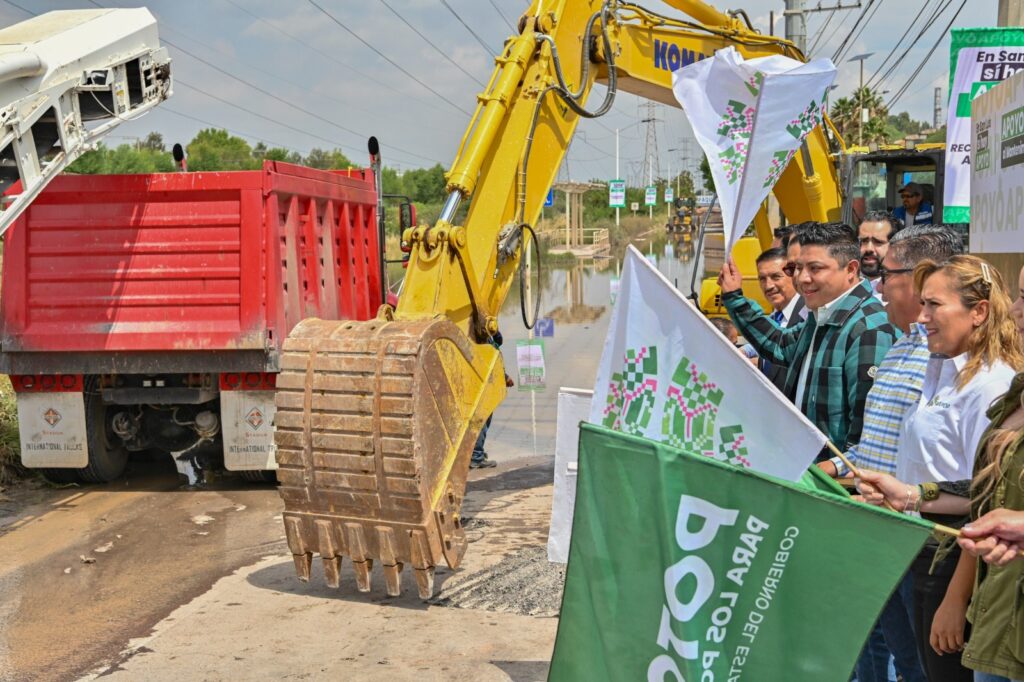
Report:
565,190,571,248
615,128,620,227
648,155,653,220
666,155,672,220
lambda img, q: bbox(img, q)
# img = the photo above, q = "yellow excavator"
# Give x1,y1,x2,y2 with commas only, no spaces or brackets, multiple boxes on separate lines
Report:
274,0,844,598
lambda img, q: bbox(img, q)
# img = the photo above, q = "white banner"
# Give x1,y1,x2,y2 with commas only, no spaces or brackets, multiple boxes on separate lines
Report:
547,387,593,564
609,179,626,208
588,246,826,481
971,67,1024,253
944,40,1024,223
644,186,657,206
672,47,836,255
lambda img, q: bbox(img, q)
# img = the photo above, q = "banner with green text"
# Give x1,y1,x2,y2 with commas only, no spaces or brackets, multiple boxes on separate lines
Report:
943,28,1024,223
550,425,934,682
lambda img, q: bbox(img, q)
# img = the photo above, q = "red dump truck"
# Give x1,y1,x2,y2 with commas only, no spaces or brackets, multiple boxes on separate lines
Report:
0,160,400,483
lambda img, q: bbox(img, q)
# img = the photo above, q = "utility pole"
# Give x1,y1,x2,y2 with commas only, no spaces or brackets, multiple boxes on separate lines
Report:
933,87,943,128
615,127,620,227
784,0,806,54
848,52,873,146
999,0,1024,26
785,1,861,56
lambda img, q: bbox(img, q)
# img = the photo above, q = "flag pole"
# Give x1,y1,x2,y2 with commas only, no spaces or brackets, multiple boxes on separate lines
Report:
825,441,961,538
825,440,861,477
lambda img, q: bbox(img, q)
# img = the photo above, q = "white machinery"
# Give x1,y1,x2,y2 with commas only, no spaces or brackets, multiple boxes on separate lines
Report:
0,8,171,235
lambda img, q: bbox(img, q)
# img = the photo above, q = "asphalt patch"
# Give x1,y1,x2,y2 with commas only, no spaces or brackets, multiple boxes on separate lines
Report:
429,546,564,617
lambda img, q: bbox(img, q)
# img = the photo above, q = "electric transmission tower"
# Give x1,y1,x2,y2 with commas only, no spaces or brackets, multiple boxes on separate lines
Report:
640,101,662,186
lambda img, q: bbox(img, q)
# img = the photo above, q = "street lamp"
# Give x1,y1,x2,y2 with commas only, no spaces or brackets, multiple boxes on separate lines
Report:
848,52,874,146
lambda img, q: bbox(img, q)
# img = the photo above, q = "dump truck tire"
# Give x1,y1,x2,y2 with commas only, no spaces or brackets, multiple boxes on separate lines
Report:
78,380,128,483
239,470,277,484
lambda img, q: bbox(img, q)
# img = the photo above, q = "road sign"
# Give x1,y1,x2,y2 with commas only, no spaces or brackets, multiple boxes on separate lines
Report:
644,186,657,206
608,179,626,208
665,187,674,204
544,188,554,207
536,317,555,337
630,201,640,212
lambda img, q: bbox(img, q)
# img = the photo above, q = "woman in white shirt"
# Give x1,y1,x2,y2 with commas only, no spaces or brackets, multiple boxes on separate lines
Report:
858,255,1024,682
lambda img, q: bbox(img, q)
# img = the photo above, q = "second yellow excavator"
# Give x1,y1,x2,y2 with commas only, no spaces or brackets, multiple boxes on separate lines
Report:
274,0,844,598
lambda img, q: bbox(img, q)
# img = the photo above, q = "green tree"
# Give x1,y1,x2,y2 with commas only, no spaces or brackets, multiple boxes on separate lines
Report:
830,87,889,145
304,148,353,170
401,164,447,204
67,142,174,174
140,131,165,152
380,166,404,195
186,128,259,171
68,145,112,174
925,125,947,143
699,156,714,193
885,112,928,139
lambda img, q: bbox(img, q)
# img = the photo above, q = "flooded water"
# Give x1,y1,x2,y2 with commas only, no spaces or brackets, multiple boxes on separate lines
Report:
487,237,701,462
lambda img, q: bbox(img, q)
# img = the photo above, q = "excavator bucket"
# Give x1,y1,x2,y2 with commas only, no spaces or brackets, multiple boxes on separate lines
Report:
274,316,504,598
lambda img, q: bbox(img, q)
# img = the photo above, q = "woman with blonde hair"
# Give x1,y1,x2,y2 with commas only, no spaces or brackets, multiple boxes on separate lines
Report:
857,256,1024,682
950,262,1024,682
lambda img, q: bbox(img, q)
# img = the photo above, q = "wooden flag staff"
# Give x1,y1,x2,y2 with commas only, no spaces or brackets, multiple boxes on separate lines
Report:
824,441,962,539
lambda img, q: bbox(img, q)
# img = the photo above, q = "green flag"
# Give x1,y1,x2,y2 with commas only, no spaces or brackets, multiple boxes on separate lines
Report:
550,424,934,681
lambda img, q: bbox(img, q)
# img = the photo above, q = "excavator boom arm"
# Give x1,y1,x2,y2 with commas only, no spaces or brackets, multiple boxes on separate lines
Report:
275,0,844,598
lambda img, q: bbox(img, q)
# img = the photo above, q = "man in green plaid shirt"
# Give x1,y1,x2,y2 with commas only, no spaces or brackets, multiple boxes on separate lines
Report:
719,222,898,455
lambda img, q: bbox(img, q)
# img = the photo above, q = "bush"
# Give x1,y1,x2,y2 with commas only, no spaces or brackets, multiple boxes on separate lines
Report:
0,376,24,486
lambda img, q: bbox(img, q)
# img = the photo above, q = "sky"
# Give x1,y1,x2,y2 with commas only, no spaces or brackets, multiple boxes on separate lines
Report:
0,0,996,185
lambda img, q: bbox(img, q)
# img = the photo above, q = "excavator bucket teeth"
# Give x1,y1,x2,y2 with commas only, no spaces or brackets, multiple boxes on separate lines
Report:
275,317,502,599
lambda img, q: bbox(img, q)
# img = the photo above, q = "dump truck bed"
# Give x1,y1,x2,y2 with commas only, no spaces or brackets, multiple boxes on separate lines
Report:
0,161,382,374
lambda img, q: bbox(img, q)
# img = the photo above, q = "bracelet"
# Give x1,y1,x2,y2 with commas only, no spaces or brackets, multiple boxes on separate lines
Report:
904,486,914,512
915,485,924,513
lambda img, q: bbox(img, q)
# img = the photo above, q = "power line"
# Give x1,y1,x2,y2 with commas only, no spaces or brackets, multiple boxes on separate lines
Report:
175,80,363,158
157,23,396,129
175,80,436,166
83,0,441,164
487,0,516,32
161,106,311,158
305,0,472,117
378,0,486,88
834,0,885,64
869,0,952,90
440,0,495,54
807,9,837,57
220,0,452,117
864,0,940,88
815,6,856,56
887,0,967,109
160,38,438,164
1,0,30,16
832,0,876,63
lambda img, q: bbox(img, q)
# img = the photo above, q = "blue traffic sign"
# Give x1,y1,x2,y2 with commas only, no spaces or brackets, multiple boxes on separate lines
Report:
536,317,555,337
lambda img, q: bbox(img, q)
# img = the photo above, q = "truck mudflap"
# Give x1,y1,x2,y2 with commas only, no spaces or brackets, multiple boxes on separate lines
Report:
16,391,88,468
221,389,278,471
274,316,504,598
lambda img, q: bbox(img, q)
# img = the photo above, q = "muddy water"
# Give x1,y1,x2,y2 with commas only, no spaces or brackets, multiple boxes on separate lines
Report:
487,240,699,462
